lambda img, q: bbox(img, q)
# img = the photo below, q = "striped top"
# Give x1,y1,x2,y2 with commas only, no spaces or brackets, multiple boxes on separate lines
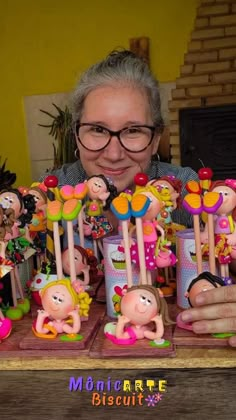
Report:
41,160,199,228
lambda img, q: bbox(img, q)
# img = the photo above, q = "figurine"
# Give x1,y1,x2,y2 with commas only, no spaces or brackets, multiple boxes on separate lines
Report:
62,245,98,289
125,185,176,281
176,271,224,331
0,309,12,341
148,175,184,243
104,284,174,346
33,279,82,339
201,179,236,281
83,175,118,257
0,188,35,319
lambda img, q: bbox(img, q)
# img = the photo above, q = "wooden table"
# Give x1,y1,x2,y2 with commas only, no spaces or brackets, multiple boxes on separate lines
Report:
0,344,235,370
1,315,235,419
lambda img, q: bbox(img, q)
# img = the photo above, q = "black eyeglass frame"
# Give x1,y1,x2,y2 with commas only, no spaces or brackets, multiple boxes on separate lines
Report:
75,122,159,153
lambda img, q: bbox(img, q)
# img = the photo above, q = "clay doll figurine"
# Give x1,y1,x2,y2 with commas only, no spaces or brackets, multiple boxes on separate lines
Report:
83,175,118,257
105,284,174,346
28,184,47,258
177,271,224,331
200,179,236,282
125,185,176,284
148,175,184,243
62,245,98,290
0,309,12,341
33,279,82,339
0,188,36,320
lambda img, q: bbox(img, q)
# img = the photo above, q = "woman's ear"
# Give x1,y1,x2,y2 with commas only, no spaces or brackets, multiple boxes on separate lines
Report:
152,134,161,156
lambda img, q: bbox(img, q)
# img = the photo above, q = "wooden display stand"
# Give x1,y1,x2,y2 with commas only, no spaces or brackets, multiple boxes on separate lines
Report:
89,317,175,358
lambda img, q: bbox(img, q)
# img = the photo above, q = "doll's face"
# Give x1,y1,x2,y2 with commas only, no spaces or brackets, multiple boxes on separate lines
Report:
41,284,74,320
28,189,46,211
213,186,236,214
141,192,163,220
187,279,218,307
121,289,158,325
86,177,108,200
0,192,21,218
62,248,87,276
150,180,179,208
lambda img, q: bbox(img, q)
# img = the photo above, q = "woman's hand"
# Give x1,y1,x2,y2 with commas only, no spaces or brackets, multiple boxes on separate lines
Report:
180,284,236,347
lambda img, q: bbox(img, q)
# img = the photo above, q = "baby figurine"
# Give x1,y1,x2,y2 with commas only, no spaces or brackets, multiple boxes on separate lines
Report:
104,285,174,346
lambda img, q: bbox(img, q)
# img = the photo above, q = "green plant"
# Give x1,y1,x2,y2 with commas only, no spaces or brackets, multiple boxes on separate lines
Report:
39,103,76,169
0,157,16,189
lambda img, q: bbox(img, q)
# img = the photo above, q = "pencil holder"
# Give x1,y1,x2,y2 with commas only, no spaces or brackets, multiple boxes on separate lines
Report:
176,229,209,309
103,235,139,318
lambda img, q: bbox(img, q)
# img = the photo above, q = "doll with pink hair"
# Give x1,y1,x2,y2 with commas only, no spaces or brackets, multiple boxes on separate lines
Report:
201,179,236,281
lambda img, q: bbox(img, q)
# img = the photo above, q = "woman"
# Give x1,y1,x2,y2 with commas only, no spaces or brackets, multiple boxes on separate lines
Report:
43,49,236,347
43,49,198,228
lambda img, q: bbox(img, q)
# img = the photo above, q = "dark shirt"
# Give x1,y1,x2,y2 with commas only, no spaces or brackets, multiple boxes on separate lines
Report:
41,159,198,227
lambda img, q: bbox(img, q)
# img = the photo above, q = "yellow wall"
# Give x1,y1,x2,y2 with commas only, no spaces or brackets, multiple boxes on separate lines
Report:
0,0,199,186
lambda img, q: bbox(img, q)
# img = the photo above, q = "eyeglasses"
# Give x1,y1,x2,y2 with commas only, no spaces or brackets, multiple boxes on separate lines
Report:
75,123,157,153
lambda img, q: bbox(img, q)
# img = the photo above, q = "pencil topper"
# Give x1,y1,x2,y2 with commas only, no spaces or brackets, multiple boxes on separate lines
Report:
200,179,236,281
82,175,118,258
0,188,35,320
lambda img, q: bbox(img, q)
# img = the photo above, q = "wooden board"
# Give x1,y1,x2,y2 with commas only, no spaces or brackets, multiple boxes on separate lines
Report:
173,325,230,347
0,303,105,358
89,317,176,358
173,303,232,347
19,302,105,351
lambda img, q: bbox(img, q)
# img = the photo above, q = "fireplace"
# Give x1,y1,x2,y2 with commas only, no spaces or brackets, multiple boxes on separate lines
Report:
168,0,236,174
179,104,236,180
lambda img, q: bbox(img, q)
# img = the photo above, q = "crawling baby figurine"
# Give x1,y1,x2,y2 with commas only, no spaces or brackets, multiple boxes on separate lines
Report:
104,285,174,346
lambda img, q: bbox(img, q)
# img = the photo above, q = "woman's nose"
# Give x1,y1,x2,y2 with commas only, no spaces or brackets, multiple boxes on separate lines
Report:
103,135,125,160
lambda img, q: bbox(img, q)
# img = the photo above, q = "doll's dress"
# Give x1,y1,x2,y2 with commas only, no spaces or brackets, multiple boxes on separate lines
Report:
5,223,31,264
104,321,137,345
85,200,113,239
29,211,47,253
128,221,158,271
0,316,12,340
176,313,193,331
202,215,235,264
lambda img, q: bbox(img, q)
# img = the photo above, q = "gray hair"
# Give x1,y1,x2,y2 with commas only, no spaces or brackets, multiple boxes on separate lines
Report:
71,50,164,131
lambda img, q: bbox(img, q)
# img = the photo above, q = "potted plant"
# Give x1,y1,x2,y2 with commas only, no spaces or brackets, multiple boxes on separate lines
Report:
39,103,76,169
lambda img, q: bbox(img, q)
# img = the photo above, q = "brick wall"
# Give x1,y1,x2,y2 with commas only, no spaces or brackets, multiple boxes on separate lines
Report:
169,0,236,165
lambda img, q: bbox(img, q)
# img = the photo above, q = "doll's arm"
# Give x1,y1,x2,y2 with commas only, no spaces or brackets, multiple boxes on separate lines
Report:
21,226,34,244
35,310,50,333
144,314,164,340
115,315,130,339
98,191,110,205
81,266,90,286
155,222,165,240
226,222,236,246
63,306,81,334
